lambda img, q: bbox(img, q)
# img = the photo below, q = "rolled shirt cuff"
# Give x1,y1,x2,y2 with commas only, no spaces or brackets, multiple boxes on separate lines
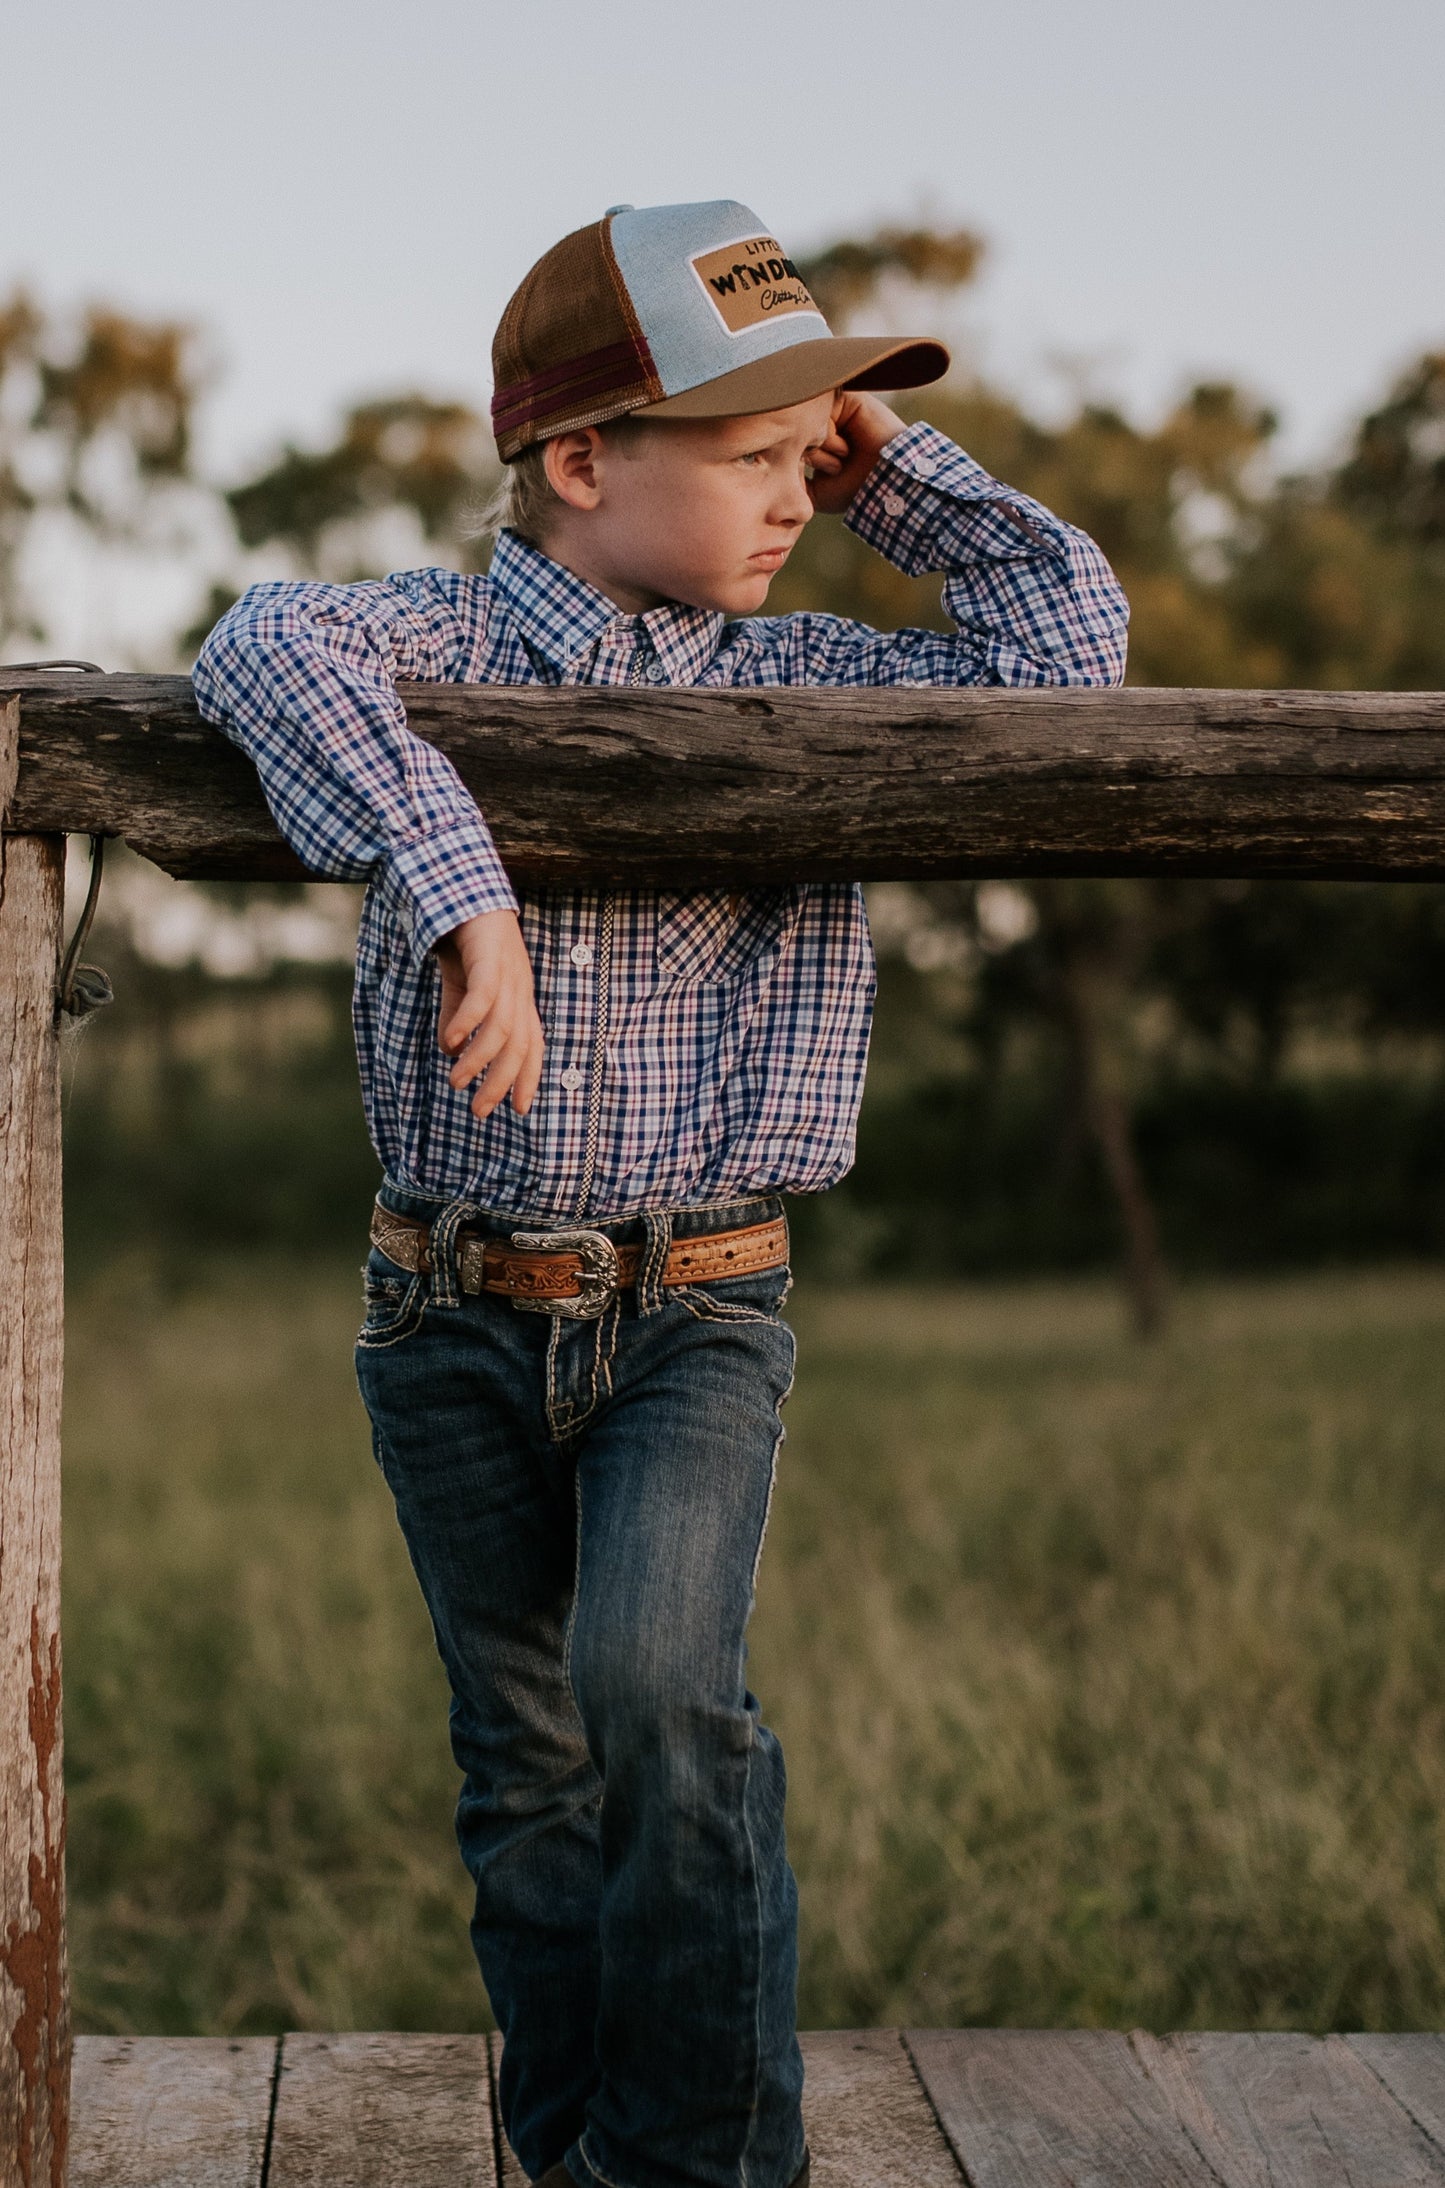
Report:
376,822,520,962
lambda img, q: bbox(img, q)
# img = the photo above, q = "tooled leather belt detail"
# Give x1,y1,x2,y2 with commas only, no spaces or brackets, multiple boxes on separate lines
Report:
370,1202,789,1307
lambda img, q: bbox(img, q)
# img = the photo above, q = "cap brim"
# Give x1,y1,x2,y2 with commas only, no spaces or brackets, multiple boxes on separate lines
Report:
636,335,949,420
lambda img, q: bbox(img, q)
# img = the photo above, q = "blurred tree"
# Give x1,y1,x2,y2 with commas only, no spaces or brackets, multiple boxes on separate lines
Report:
1336,352,1445,545
1220,356,1445,694
1007,881,1171,1336
224,393,495,579
799,224,985,326
0,290,204,654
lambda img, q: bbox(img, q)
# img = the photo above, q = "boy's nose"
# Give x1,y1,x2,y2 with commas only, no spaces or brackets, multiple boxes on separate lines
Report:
771,470,815,529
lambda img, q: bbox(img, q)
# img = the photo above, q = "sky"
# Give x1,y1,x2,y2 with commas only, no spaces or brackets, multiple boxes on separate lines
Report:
4,0,1442,484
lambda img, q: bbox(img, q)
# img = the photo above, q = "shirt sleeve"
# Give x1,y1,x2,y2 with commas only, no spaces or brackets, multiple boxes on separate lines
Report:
192,569,519,961
767,419,1129,688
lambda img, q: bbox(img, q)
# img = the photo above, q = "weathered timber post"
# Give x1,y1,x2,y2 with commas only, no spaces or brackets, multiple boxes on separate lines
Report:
0,694,69,2188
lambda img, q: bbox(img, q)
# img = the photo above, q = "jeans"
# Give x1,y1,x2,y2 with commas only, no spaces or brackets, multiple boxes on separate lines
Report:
354,1182,806,2188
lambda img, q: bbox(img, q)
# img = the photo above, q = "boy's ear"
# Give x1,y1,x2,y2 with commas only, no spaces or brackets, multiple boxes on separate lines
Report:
543,430,606,513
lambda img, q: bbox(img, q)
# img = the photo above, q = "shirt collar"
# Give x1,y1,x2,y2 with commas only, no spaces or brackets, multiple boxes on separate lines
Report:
489,528,724,683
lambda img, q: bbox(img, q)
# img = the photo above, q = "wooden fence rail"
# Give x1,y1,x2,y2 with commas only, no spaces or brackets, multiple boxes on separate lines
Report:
3,668,1445,2188
9,672,1445,882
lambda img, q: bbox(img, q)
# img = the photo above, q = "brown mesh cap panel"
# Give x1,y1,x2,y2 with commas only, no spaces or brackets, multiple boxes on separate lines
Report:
491,218,664,461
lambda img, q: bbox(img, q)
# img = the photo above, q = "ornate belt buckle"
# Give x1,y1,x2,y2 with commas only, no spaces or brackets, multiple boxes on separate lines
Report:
510,1228,620,1319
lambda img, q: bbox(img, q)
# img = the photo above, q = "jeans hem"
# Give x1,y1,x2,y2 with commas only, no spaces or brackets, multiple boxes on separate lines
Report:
572,2137,628,2188
570,2131,809,2188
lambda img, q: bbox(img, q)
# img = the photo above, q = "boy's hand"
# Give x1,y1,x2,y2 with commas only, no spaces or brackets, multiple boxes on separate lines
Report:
437,909,545,1119
807,389,909,516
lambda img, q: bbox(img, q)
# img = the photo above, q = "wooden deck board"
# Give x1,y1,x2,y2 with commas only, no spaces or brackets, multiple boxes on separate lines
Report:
69,2035,277,2188
1348,2035,1445,2160
801,2029,961,2186
266,2032,495,2188
1135,2031,1445,2187
906,2027,1226,2187
69,2027,1445,2187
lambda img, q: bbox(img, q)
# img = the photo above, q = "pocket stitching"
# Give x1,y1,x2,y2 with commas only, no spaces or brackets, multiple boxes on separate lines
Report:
674,1267,792,1324
357,1272,427,1349
656,888,798,987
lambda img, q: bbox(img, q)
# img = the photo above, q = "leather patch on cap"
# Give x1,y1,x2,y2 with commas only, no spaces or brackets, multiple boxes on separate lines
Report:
690,236,820,336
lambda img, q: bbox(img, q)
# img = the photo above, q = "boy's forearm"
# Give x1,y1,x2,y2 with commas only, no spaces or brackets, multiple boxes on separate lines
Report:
844,421,1129,686
847,420,1078,573
194,579,520,957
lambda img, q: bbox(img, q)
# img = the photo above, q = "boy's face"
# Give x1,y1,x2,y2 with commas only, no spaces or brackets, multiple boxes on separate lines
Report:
540,393,836,617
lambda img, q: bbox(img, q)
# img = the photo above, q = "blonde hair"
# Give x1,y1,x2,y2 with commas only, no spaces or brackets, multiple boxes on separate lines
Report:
469,415,648,550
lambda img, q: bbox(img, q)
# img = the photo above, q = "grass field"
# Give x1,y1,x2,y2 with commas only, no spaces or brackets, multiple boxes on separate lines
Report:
61,1258,1445,2038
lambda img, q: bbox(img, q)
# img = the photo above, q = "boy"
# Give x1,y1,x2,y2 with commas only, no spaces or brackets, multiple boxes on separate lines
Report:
194,199,1127,2188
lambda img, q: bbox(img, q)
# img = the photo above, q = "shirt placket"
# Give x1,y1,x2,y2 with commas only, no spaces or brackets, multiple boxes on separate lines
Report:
562,624,657,1218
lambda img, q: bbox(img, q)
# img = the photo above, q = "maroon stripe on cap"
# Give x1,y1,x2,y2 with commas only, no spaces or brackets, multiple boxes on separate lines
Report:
497,336,648,407
493,372,653,436
492,334,656,433
492,359,650,431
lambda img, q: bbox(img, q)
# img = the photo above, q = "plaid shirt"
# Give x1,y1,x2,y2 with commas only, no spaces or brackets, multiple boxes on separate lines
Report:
194,421,1127,1221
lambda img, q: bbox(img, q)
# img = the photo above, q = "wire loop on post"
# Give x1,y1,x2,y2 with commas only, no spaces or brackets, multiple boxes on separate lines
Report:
2,659,106,674
58,835,113,1019
0,660,116,1017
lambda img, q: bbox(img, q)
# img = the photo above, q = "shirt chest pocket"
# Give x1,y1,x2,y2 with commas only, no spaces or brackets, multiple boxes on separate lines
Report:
655,887,799,987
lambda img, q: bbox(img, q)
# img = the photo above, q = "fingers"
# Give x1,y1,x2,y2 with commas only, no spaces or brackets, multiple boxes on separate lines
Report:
469,1022,530,1120
511,1031,544,1116
807,415,867,511
448,990,517,1086
446,996,537,1118
807,434,851,511
436,906,527,1055
433,908,546,1118
446,964,544,1117
449,981,542,1094
440,969,500,1057
810,396,906,515
469,1011,545,1121
829,390,863,442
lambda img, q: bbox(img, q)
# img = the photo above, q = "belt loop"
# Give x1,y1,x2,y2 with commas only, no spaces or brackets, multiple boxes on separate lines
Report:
636,1210,674,1318
429,1196,482,1309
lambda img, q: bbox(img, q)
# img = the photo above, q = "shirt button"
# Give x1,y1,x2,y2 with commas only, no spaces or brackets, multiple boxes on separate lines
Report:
912,456,937,477
560,1065,585,1092
570,942,594,968
646,662,668,684
882,492,908,517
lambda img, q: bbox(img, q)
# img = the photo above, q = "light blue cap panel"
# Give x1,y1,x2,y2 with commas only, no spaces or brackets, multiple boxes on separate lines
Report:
608,200,831,399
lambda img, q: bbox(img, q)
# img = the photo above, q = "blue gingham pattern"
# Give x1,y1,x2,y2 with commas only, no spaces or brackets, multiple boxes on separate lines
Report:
194,421,1128,1220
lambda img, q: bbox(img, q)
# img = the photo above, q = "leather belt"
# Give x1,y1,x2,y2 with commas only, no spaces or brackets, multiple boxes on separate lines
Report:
371,1201,789,1320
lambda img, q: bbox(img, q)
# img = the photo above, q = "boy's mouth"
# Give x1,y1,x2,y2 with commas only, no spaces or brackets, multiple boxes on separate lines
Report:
748,547,791,573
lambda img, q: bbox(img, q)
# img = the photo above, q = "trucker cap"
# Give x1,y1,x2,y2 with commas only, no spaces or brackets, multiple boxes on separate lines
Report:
490,199,950,462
